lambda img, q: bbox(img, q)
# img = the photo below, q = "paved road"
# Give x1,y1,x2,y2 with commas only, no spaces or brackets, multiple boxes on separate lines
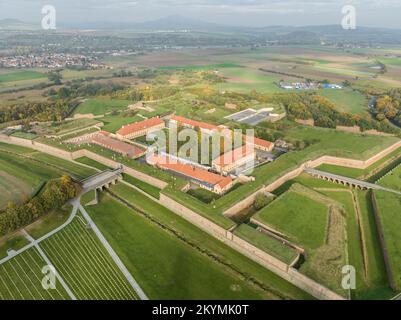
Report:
305,168,401,195
78,203,149,300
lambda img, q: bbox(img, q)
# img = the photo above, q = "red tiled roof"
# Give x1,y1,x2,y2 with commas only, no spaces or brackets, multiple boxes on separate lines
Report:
212,145,255,167
116,117,164,137
170,115,219,131
92,132,145,158
147,154,232,189
244,135,274,149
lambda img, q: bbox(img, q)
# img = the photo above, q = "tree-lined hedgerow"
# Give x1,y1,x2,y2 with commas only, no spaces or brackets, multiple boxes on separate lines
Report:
0,175,81,237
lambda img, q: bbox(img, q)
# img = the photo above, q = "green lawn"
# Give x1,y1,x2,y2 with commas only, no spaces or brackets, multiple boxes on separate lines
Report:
74,98,132,116
373,190,401,291
254,190,328,250
101,113,143,133
25,207,71,240
0,232,29,260
377,164,401,192
75,157,111,171
101,183,312,299
122,174,161,199
86,194,266,299
234,224,298,265
354,191,393,299
318,89,368,115
0,71,46,83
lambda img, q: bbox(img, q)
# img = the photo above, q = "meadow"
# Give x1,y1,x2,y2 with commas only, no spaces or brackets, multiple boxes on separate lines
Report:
377,163,401,191
373,190,401,291
254,190,328,250
0,144,96,208
97,183,312,299
234,224,298,265
73,98,132,116
0,71,46,83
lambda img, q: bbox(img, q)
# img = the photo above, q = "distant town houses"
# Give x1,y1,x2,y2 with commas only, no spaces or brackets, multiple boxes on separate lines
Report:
0,53,109,69
279,81,343,90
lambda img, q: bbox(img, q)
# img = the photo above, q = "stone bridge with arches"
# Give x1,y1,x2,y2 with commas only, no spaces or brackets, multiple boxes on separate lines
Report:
81,166,124,193
304,168,401,195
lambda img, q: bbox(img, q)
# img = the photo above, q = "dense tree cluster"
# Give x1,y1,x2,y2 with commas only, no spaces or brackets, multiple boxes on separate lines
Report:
50,81,126,99
0,176,81,237
276,92,399,134
371,89,401,126
0,100,75,124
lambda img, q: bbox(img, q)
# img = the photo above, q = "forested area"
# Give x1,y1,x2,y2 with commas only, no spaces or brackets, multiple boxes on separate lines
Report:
371,89,401,127
0,176,80,237
276,92,399,134
0,99,76,124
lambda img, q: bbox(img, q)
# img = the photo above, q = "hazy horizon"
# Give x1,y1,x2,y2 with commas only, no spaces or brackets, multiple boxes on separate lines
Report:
1,0,401,29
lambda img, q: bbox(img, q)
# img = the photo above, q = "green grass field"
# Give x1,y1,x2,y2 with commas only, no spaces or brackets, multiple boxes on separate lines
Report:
101,113,144,133
373,190,401,291
86,194,266,299
74,98,132,116
0,248,70,300
75,157,110,171
25,208,71,240
0,232,29,260
98,183,312,299
377,164,401,192
0,146,95,208
234,224,298,264
0,71,46,83
40,216,138,300
122,174,161,199
254,190,328,249
318,89,368,115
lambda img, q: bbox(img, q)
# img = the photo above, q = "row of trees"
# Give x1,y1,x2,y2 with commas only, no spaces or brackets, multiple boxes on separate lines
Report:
0,176,80,237
49,81,126,100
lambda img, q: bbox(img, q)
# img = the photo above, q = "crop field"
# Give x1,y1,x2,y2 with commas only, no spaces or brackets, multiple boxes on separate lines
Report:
0,248,70,300
0,71,46,83
40,216,139,300
74,98,132,116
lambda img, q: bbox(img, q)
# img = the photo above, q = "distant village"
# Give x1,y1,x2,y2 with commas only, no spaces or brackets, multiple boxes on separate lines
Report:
279,80,343,90
0,53,110,69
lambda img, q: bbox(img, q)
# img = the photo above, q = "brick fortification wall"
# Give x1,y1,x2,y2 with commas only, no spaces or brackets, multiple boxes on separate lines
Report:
224,140,401,217
0,135,168,190
370,191,396,290
159,193,344,300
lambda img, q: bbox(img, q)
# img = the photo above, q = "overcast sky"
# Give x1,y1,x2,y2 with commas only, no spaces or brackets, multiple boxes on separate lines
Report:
1,0,401,29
